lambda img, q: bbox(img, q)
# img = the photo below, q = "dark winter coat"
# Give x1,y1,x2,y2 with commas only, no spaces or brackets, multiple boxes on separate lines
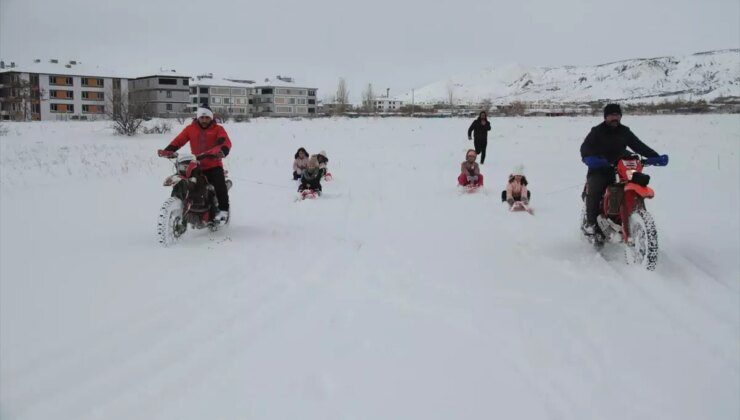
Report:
299,167,324,191
580,122,659,175
467,118,491,141
165,119,232,170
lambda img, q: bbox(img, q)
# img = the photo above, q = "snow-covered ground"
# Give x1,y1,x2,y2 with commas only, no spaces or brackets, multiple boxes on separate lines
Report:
1,115,738,419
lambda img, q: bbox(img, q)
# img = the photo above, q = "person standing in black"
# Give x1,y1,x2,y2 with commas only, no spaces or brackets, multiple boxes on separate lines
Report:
580,103,668,235
467,111,491,164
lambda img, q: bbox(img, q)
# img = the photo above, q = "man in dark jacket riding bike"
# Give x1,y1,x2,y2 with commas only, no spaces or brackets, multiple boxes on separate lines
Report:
580,104,668,236
157,107,233,223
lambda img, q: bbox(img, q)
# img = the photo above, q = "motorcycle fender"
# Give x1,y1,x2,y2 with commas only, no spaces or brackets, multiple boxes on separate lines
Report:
625,183,654,198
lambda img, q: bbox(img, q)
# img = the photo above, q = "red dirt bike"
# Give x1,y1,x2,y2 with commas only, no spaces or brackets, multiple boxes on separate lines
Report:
581,154,661,270
157,152,232,246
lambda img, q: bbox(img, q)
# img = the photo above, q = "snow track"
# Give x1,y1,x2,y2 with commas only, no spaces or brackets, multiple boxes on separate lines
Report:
1,116,738,419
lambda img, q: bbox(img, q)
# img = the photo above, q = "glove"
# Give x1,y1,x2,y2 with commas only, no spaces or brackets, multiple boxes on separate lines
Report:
582,156,610,169
645,154,669,166
157,149,174,158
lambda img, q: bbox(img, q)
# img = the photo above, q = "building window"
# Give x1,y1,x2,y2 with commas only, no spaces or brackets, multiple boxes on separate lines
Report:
199,87,209,94
297,98,306,105
159,78,177,85
81,91,104,101
81,77,104,87
50,90,74,99
212,87,230,95
308,99,316,105
49,76,73,86
231,88,246,96
288,98,296,104
222,97,230,104
166,91,172,98
212,97,222,104
261,88,273,95
190,87,197,94
166,104,173,111
308,90,316,96
182,79,189,86
50,103,74,113
82,104,105,114
308,108,315,113
274,97,286,104
192,97,198,104
276,106,292,113
296,106,308,114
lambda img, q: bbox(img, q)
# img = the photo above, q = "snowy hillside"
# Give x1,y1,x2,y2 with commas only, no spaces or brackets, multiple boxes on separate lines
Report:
399,49,740,104
1,116,738,419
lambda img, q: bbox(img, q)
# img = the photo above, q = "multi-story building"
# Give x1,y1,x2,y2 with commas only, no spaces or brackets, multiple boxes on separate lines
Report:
372,97,404,113
128,70,190,118
253,76,317,117
0,59,128,121
188,74,255,118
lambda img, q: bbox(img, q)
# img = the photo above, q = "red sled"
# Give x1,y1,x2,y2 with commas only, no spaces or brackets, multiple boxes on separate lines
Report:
299,189,319,200
509,201,534,214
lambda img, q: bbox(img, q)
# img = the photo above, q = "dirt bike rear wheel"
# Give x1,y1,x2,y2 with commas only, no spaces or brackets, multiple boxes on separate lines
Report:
625,207,658,270
157,197,185,247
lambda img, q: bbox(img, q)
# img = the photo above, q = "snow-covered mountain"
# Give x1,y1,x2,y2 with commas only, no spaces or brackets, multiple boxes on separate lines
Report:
399,49,740,105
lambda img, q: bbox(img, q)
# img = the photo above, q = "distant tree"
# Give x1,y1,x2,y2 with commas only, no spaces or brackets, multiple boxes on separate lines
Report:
3,76,33,121
217,107,232,123
480,98,493,114
362,83,376,113
446,80,455,112
335,78,349,115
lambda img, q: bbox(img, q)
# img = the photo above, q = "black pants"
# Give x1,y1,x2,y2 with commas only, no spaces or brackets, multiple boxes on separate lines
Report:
203,166,229,211
585,171,611,225
501,190,531,202
474,139,487,163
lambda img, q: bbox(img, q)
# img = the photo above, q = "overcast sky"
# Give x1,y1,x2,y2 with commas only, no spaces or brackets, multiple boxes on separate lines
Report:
1,0,738,101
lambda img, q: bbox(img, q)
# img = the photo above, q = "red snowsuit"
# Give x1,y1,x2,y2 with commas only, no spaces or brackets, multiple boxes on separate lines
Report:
166,120,232,170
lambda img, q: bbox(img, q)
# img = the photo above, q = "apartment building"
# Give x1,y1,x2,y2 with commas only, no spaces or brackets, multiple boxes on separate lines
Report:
253,76,317,116
0,59,128,121
372,97,404,113
189,74,255,118
128,70,190,118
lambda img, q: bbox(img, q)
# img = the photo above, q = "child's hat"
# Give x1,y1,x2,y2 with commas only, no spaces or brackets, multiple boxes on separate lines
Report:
512,164,525,176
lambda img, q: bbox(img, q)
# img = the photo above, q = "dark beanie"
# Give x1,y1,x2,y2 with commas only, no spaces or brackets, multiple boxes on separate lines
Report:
603,103,622,117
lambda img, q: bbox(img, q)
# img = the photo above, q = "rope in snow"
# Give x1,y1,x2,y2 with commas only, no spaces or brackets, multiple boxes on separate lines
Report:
541,183,583,196
228,176,296,189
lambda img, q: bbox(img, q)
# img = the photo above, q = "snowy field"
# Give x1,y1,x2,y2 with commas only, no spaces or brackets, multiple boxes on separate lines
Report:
1,115,738,419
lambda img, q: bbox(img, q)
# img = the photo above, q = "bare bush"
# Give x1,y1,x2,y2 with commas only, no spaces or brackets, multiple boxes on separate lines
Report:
107,91,144,136
142,121,172,134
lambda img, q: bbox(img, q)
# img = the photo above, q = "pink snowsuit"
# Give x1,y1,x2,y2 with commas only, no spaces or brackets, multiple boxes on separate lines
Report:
506,176,528,200
458,161,484,186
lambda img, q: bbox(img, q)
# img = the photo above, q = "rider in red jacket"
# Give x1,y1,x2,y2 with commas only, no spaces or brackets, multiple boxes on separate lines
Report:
158,107,232,222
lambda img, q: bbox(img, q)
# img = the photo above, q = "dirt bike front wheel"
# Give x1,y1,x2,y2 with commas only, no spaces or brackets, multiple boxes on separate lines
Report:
625,207,659,270
157,197,185,247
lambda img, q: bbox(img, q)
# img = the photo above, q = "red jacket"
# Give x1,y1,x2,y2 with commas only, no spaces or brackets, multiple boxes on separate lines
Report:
166,120,232,170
